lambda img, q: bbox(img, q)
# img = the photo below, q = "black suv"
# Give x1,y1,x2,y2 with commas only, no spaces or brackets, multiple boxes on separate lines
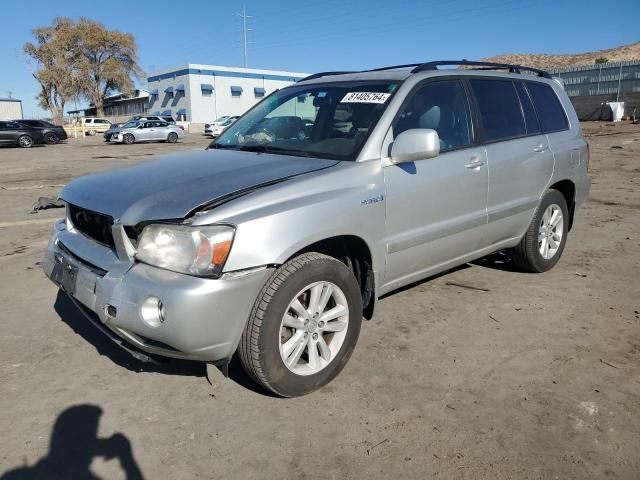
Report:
0,121,45,148
13,119,68,145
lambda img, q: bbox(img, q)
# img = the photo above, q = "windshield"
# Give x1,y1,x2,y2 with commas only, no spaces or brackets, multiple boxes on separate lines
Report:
214,116,229,123
213,81,398,161
123,121,140,129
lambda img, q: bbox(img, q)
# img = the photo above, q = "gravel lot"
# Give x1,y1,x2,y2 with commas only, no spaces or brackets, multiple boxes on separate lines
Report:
1,125,639,479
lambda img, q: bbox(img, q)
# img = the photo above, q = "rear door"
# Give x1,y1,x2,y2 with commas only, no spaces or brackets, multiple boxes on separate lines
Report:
383,79,489,287
468,78,554,245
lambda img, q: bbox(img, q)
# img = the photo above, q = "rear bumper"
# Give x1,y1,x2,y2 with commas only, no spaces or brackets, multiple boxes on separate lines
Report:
44,219,272,362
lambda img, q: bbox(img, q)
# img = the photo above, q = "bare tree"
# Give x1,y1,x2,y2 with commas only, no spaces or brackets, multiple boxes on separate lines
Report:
24,17,143,121
74,18,143,116
24,18,79,124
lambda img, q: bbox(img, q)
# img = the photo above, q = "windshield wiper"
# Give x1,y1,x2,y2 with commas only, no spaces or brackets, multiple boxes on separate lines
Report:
210,144,338,160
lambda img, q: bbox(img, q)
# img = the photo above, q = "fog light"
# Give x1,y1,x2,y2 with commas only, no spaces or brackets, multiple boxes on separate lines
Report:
140,297,165,327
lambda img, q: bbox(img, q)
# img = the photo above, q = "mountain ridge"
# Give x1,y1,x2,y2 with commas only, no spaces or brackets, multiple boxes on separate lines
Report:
481,41,640,71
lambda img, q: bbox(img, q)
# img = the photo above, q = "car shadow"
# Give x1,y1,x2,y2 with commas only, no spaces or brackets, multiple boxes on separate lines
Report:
53,291,274,396
471,249,520,272
0,404,144,480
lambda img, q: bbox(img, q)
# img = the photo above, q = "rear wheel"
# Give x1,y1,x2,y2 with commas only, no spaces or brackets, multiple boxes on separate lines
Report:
511,189,569,273
87,129,96,136
123,133,135,145
167,132,178,143
17,135,33,148
239,253,362,397
44,132,59,145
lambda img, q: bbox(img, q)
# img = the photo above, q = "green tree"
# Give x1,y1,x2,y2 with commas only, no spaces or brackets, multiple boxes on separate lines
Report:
595,57,609,64
24,18,80,124
74,18,143,116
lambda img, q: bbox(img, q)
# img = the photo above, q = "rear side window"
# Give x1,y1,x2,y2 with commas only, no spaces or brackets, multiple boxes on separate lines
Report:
525,82,569,132
470,79,526,142
515,82,541,135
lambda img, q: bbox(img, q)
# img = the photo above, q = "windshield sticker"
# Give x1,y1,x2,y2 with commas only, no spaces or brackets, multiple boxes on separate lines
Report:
341,92,391,104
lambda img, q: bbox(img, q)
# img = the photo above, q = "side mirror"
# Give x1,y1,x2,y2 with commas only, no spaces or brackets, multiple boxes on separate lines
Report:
390,129,440,164
137,125,144,129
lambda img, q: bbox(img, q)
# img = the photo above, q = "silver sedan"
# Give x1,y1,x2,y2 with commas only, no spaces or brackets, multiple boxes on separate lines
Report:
111,120,185,144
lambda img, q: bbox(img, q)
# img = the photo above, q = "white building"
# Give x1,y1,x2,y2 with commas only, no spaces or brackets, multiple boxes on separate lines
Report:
0,98,23,121
146,64,310,123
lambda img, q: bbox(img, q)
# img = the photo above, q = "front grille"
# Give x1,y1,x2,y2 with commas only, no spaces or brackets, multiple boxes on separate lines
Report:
68,204,115,248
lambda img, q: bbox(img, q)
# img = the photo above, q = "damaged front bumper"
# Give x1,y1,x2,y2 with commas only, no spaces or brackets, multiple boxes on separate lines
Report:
43,218,272,362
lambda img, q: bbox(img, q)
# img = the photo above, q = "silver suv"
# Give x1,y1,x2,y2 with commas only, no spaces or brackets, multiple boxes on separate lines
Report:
44,61,590,397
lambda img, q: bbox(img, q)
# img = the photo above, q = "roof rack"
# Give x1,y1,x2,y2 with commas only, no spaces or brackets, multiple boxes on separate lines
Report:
297,71,357,82
298,60,552,83
409,60,552,78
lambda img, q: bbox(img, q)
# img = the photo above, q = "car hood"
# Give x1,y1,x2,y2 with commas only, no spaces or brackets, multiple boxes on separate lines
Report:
60,149,339,224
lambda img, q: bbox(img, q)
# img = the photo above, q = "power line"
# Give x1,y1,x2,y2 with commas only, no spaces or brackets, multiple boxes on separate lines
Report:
256,0,549,50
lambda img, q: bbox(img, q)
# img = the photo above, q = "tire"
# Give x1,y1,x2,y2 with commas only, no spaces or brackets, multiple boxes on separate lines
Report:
17,135,33,148
44,132,59,145
239,252,363,397
167,132,178,143
123,133,135,145
87,129,96,136
511,189,569,273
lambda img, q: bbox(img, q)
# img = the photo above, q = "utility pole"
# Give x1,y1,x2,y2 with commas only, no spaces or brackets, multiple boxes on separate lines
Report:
238,6,252,68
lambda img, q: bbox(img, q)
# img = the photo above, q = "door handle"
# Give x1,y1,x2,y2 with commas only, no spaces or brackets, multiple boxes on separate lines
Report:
533,144,548,153
465,157,485,169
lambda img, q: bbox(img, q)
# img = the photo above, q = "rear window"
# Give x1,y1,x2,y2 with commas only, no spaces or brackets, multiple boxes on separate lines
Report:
470,79,526,142
525,82,569,133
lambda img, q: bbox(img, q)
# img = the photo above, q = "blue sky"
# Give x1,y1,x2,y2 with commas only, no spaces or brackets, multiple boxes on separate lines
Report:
1,0,638,118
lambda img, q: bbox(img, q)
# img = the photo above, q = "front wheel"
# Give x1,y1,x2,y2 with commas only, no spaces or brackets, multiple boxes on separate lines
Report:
511,189,569,273
123,133,135,145
167,132,178,143
17,135,33,148
239,253,363,397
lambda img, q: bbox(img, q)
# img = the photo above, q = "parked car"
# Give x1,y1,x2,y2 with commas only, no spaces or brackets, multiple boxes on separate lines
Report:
13,119,68,145
44,61,590,397
82,118,112,136
0,120,45,148
110,120,185,144
204,116,232,135
205,116,239,137
103,116,177,142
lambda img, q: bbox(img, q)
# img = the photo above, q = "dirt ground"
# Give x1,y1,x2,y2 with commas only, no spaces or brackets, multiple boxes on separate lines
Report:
0,125,638,479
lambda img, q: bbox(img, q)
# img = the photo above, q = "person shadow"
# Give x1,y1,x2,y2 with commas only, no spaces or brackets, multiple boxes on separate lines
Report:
1,404,144,480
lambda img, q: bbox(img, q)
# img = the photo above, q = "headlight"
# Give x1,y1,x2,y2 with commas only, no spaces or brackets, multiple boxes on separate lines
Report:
135,224,235,277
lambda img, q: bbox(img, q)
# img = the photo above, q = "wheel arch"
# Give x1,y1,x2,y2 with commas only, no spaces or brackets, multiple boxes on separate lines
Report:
549,179,576,230
284,234,376,320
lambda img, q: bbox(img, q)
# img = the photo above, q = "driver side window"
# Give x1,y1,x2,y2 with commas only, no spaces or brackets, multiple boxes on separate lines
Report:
394,80,473,152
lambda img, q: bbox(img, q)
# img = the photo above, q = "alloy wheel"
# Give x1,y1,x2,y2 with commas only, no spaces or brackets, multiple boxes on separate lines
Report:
279,281,349,376
538,203,564,260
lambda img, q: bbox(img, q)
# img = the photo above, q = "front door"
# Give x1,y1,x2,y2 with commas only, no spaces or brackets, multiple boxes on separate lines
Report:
382,79,488,290
138,121,155,141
